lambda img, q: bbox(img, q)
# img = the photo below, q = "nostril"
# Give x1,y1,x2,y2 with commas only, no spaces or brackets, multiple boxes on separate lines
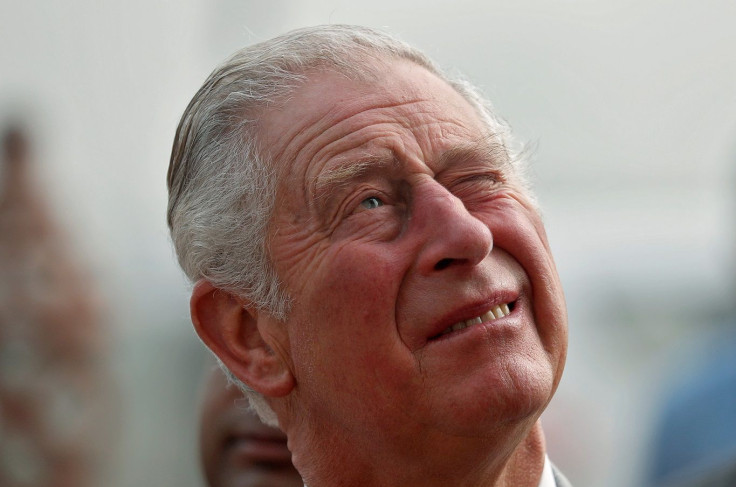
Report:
434,258,453,271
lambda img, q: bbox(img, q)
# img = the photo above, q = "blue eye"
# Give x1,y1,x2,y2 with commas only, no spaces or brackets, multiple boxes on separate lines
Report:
360,196,384,210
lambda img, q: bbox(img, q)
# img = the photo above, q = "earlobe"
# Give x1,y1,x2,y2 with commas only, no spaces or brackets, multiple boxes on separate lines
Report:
190,279,295,398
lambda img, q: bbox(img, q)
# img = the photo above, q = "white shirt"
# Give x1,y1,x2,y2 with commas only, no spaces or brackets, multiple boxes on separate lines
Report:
539,455,557,487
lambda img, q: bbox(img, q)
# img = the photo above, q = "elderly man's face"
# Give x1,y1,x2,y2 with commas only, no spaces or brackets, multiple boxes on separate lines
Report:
261,60,567,447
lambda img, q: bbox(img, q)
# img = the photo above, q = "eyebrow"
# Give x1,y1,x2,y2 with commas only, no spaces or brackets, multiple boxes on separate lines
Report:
311,136,510,205
436,137,510,173
313,152,400,203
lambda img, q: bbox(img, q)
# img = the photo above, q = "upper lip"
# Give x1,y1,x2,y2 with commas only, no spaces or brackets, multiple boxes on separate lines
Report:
427,291,519,341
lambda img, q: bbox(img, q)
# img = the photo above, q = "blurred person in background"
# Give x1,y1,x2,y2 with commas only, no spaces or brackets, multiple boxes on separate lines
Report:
647,327,736,487
169,25,571,487
0,123,116,487
199,366,302,487
646,168,736,487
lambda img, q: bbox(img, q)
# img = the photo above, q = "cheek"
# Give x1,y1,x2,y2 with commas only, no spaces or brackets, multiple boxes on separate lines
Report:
484,197,560,292
318,245,401,325
290,241,408,354
484,198,567,355
287,244,423,425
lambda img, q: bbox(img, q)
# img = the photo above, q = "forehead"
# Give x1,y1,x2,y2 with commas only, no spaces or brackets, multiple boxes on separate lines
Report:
258,59,489,205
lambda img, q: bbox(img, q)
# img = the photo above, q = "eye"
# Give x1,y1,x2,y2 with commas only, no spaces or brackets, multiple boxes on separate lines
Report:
452,172,502,193
359,196,384,210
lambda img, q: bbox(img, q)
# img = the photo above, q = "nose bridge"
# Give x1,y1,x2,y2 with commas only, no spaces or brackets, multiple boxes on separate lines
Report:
411,181,493,272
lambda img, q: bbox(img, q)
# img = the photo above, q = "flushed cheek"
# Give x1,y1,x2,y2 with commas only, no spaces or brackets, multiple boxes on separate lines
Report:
308,244,403,326
290,243,415,381
484,199,567,364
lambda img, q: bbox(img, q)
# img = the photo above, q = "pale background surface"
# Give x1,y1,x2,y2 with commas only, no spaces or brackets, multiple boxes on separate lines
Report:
1,1,735,486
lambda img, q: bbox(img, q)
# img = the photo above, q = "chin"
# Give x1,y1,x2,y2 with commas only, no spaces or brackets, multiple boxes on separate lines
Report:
444,357,556,437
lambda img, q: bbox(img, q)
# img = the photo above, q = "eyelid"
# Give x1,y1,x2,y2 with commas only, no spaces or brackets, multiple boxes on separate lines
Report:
452,170,503,186
465,172,498,181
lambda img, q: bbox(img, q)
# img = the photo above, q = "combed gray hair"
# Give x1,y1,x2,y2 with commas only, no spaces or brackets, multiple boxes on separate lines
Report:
167,24,529,426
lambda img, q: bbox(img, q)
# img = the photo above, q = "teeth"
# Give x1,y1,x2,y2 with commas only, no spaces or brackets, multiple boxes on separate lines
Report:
440,303,513,336
491,305,502,319
481,310,495,322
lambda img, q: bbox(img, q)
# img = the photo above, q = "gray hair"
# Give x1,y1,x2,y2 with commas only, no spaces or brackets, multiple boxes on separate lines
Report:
167,24,529,426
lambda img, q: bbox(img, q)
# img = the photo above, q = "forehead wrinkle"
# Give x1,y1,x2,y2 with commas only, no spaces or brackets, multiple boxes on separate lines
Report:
274,96,430,203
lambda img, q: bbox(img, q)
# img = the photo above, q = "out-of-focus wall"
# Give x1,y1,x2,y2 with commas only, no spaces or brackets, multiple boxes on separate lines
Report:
1,1,735,486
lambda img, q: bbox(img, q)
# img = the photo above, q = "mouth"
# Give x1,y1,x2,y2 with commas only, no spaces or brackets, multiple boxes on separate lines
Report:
431,301,516,340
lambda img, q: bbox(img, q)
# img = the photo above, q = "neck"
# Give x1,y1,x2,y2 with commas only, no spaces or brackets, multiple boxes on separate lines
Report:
287,415,547,487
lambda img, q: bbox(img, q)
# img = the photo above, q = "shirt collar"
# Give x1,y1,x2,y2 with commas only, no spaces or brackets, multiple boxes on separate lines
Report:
538,455,556,487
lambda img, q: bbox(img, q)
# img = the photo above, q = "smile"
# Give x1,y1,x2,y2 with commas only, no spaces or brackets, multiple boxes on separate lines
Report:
437,302,514,337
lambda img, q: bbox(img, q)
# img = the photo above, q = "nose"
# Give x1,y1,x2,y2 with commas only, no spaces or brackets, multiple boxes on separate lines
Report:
412,183,493,274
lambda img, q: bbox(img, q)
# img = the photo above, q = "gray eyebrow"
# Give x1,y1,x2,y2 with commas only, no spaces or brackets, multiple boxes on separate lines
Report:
436,137,510,172
311,137,509,206
313,152,400,202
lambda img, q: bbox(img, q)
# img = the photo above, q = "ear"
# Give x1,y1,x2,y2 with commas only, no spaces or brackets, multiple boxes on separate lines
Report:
190,279,295,398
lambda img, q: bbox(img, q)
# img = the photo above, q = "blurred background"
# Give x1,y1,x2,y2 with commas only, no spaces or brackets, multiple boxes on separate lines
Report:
1,1,735,486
